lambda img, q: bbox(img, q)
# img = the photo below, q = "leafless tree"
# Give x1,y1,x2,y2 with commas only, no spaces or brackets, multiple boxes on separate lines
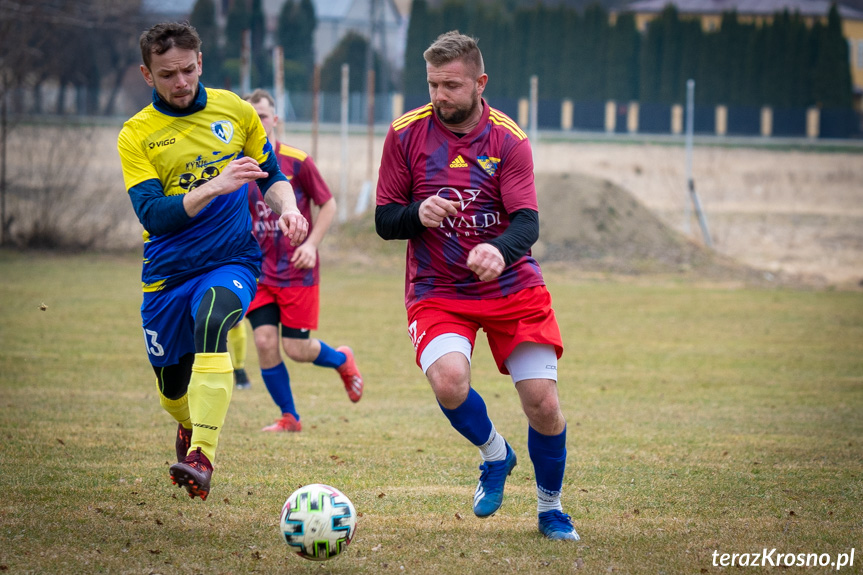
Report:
0,0,144,246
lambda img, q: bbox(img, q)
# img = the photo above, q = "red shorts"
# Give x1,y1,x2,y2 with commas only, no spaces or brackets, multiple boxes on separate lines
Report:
406,286,563,375
247,284,319,330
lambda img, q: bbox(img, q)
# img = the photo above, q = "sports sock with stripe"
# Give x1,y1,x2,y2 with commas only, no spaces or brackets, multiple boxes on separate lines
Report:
479,427,507,462
528,424,567,513
188,352,234,464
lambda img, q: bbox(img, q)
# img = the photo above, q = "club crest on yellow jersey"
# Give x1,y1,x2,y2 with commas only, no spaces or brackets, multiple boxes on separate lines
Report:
211,120,234,144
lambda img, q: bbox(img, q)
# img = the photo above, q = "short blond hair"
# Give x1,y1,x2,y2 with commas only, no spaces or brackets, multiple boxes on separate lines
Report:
423,31,484,77
244,88,275,109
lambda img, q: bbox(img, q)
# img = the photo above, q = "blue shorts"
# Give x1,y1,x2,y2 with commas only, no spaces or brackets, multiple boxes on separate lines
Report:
141,265,257,367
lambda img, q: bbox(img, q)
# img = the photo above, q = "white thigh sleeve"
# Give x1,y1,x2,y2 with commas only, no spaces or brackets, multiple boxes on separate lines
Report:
504,342,558,383
420,333,473,374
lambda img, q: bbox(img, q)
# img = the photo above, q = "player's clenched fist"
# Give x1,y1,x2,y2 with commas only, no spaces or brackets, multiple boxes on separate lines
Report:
278,209,309,247
204,156,267,197
290,242,317,269
419,196,460,228
467,243,505,282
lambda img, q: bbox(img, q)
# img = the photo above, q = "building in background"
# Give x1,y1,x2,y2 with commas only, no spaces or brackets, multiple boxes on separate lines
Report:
304,0,406,73
144,0,407,84
618,0,863,109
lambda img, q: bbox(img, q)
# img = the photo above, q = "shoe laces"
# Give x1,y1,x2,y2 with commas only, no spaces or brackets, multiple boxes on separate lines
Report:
478,462,491,481
541,510,574,530
478,458,507,483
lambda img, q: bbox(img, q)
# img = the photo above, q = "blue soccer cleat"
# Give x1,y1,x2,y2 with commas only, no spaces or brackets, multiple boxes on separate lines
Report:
538,509,580,541
473,442,517,517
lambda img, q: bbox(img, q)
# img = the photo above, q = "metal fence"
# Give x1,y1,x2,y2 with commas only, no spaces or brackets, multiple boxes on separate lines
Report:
4,85,861,139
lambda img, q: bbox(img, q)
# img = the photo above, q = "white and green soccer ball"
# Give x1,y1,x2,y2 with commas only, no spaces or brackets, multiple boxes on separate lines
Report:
279,483,357,561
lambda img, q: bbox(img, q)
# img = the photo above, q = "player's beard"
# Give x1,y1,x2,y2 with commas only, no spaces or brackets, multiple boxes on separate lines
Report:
434,89,480,126
158,84,198,111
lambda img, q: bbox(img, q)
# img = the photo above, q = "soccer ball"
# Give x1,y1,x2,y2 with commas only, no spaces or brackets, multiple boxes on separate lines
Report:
279,483,357,561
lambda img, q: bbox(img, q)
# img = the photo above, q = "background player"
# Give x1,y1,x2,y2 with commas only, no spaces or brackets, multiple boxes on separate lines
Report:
374,31,579,541
117,22,308,500
228,320,252,389
242,89,363,433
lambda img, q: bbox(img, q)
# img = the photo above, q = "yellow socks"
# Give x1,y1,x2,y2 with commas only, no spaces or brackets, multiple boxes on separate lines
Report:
227,322,248,370
188,352,234,463
159,389,191,430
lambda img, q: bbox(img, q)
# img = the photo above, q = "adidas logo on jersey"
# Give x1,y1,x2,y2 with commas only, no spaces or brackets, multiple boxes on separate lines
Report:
449,155,469,168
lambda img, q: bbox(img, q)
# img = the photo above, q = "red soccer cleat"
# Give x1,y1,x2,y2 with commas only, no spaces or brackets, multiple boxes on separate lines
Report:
175,423,192,463
169,447,213,501
336,346,364,403
262,413,302,432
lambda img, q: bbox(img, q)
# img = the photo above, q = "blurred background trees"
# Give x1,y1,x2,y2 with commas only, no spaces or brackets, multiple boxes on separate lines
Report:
401,0,854,112
278,0,317,92
0,0,144,116
0,0,854,117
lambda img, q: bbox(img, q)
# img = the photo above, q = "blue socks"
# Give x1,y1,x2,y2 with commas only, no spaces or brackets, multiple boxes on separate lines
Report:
528,424,567,512
438,388,494,446
260,343,345,420
261,363,298,419
313,342,346,369
440,388,569,513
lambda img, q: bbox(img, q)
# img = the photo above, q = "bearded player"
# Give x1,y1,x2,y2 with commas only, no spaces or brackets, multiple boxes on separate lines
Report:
375,31,579,541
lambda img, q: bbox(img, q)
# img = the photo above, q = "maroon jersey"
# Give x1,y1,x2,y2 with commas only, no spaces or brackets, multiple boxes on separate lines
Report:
247,141,332,287
376,99,545,308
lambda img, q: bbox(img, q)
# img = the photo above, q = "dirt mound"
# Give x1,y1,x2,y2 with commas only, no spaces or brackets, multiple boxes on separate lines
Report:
327,172,799,286
533,172,775,283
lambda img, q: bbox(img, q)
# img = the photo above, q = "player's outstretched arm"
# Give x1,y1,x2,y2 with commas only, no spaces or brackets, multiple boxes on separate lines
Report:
184,156,267,217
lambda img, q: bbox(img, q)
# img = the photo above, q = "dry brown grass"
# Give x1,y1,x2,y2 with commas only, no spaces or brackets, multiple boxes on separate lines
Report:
1,250,862,574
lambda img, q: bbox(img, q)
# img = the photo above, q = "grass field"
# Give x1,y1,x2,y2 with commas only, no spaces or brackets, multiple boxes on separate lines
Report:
1,249,862,574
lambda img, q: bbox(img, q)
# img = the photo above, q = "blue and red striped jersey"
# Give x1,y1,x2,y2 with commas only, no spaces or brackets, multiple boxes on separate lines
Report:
247,142,333,287
376,99,546,308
